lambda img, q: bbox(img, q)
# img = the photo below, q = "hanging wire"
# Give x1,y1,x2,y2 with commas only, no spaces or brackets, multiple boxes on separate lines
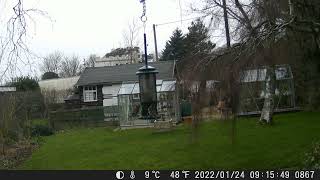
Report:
156,15,207,26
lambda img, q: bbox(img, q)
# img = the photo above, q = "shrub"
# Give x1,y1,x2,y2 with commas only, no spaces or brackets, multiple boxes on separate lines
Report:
7,130,20,143
31,124,54,137
303,141,320,169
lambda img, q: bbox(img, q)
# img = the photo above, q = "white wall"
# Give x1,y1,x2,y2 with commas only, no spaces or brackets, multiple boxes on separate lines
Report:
39,76,80,103
95,51,141,67
0,87,16,92
39,76,80,91
102,84,121,106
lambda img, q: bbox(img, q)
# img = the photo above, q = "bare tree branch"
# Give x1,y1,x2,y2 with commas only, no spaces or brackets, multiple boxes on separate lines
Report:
0,0,50,83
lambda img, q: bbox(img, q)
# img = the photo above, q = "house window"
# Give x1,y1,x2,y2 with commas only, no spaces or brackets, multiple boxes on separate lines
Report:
83,86,97,102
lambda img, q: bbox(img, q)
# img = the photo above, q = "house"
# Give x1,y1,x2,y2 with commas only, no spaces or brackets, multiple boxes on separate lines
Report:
39,76,80,103
141,53,155,63
95,47,141,67
75,61,175,107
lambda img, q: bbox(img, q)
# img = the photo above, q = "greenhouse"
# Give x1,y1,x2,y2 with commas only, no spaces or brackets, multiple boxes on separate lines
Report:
238,64,296,115
117,80,178,127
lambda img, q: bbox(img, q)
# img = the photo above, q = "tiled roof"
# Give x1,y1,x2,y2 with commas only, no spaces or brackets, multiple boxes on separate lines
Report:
76,61,175,86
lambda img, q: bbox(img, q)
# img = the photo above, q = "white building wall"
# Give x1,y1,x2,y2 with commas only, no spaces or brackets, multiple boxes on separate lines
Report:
95,51,141,67
39,76,80,103
102,84,121,106
0,87,16,92
39,76,80,91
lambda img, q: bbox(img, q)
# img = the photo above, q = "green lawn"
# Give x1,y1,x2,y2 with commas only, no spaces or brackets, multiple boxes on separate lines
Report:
21,112,320,170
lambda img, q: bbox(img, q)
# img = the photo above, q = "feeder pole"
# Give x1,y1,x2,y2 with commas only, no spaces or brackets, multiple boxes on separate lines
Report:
137,0,158,119
153,24,159,61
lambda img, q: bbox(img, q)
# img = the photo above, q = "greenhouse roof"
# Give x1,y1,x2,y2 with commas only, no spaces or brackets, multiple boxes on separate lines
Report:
118,80,176,95
241,65,293,83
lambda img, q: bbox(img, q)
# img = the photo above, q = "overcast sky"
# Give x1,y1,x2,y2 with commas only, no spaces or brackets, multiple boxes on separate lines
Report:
1,0,227,81
27,0,204,58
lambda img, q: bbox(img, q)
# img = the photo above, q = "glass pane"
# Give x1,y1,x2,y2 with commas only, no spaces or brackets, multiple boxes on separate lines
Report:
156,80,163,85
118,83,135,95
93,92,97,100
160,81,176,92
132,82,140,94
157,85,161,92
276,66,291,80
206,80,218,89
85,92,91,101
191,81,200,93
241,69,266,82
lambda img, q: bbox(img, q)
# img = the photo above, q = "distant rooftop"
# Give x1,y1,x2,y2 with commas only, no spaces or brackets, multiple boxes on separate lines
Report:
104,47,140,58
76,61,175,86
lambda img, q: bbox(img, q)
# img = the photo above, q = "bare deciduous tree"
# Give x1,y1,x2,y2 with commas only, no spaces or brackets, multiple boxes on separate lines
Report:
40,52,82,78
0,0,49,83
84,54,96,68
59,55,81,78
189,0,320,123
40,51,63,74
122,19,141,63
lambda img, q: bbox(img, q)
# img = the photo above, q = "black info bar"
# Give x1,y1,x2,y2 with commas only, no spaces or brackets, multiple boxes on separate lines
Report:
0,170,318,180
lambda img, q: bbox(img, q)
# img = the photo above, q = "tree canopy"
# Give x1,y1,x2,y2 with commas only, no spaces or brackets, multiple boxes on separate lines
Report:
160,28,185,61
7,76,39,91
178,19,216,74
184,19,215,56
161,20,215,64
41,72,59,80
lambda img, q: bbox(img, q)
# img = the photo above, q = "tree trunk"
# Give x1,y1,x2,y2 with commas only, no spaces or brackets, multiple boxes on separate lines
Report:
288,0,294,16
260,66,276,124
1,143,4,156
0,132,5,156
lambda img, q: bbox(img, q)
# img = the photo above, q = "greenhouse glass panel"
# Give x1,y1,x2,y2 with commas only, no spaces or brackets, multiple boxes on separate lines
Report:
118,83,135,95
241,69,266,83
160,81,176,92
156,80,163,85
118,95,133,126
190,81,200,93
132,82,140,94
238,64,295,115
276,66,292,80
157,84,162,92
206,80,219,90
156,80,163,92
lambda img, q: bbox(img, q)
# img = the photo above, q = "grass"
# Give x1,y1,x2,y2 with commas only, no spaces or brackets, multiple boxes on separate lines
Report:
20,111,320,170
31,119,49,126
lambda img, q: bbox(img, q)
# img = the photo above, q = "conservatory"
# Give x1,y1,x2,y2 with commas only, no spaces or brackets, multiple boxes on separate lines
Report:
117,80,178,127
238,64,296,115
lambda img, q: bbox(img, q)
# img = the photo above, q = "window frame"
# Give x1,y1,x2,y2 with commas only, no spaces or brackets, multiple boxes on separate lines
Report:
83,86,98,102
